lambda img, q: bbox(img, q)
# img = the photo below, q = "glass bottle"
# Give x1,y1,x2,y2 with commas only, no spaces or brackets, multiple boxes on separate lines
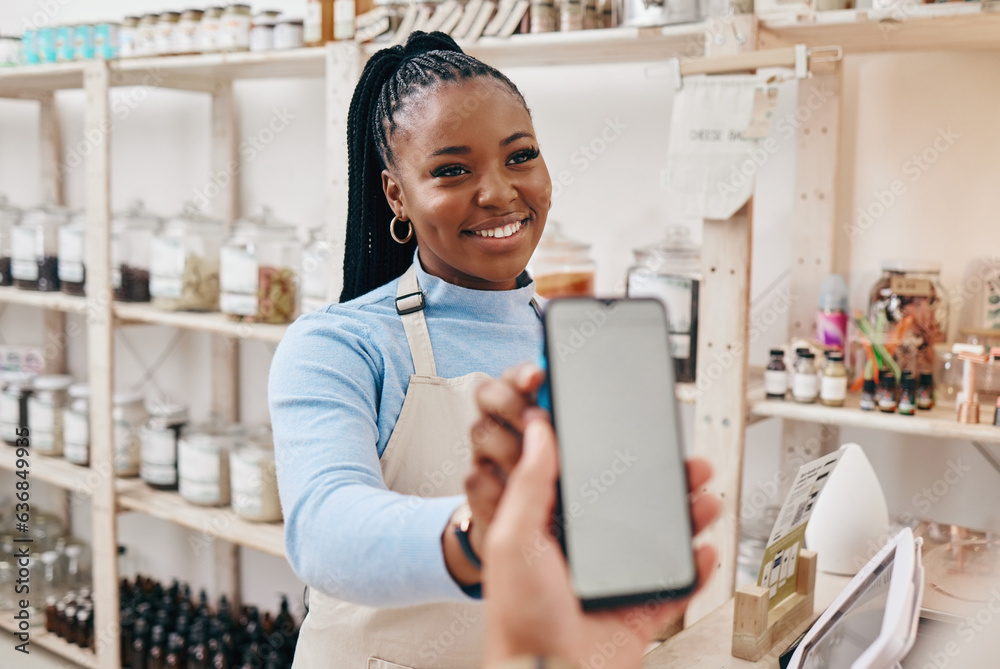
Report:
764,349,787,400
220,208,301,324
28,374,74,456
58,211,86,296
12,204,69,291
792,352,819,404
230,425,282,522
178,420,245,506
113,391,148,477
63,383,90,466
877,371,897,413
135,14,160,57
917,372,934,410
132,617,151,669
150,207,226,312
819,351,847,407
531,220,596,299
119,15,141,58
898,372,916,416
140,405,189,491
868,260,948,375
300,226,332,314
113,201,162,303
626,226,700,383
0,195,21,286
148,624,169,669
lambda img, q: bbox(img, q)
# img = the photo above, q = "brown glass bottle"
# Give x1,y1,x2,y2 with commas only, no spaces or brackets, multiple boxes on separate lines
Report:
165,633,187,669
44,596,58,633
131,618,151,669
148,624,168,669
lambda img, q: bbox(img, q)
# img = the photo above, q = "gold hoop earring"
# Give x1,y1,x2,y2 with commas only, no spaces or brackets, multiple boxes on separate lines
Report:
389,215,413,244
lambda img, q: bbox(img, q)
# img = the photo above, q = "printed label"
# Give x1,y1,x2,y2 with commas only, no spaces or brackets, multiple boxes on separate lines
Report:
150,238,186,299
27,398,56,435
142,428,178,466
792,373,818,400
0,393,20,425
59,225,85,282
334,0,356,39
220,247,258,291
764,370,788,396
11,228,39,280
64,441,89,465
820,375,847,402
889,276,933,298
301,249,329,299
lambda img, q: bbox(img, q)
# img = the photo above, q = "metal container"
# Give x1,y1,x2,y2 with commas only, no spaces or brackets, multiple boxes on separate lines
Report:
622,0,699,27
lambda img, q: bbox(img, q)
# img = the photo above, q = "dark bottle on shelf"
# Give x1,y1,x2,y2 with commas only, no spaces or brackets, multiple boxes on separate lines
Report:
132,618,152,669
44,596,58,633
75,607,92,648
64,604,78,643
166,632,187,669
211,650,231,669
54,600,68,638
149,624,169,669
187,625,209,669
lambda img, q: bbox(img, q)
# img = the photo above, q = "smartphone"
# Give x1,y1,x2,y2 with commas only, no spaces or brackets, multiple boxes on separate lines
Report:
540,297,696,610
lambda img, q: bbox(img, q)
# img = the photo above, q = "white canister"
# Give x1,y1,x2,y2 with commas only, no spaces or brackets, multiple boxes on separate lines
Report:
141,405,189,490
27,375,74,456
118,16,140,58
230,426,282,522
179,421,244,506
112,392,147,476
1,372,34,445
63,384,90,466
176,10,205,55
198,7,225,53
218,4,252,52
250,11,281,52
155,12,181,55
273,17,304,50
135,14,159,57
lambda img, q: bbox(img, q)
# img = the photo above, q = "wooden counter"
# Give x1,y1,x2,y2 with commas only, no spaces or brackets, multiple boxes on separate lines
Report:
643,574,851,669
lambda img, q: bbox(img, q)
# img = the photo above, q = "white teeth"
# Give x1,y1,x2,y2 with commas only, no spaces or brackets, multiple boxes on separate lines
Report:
476,220,524,238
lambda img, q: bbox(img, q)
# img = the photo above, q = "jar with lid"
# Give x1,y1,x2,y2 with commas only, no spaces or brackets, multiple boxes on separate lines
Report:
150,207,225,312
219,208,301,324
792,352,818,404
230,425,282,522
867,259,948,376
0,36,21,67
626,226,701,384
218,4,253,52
140,405,189,491
175,10,205,55
561,0,584,31
135,14,159,57
274,15,305,49
1,372,34,445
118,16,140,58
530,221,595,299
199,7,226,52
112,201,162,302
178,420,245,506
12,204,69,291
530,0,557,32
155,12,181,55
112,392,147,477
251,11,282,52
58,211,86,296
63,384,90,466
300,226,332,313
820,351,847,407
28,375,74,456
0,195,21,286
764,349,787,399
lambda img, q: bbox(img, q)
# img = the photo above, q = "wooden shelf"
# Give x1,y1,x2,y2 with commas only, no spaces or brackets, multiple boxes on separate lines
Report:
110,47,326,89
115,478,286,559
759,4,1000,53
113,303,288,343
0,442,94,494
0,286,88,313
749,390,1000,444
0,613,98,669
0,61,85,98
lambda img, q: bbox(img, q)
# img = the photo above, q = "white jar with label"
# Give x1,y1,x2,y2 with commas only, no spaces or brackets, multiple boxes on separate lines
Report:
28,375,74,456
274,16,305,49
218,4,252,52
58,212,86,296
155,12,181,55
141,405,189,491
113,392,147,477
135,14,160,57
792,352,819,404
230,425,282,522
179,421,245,506
250,11,281,52
118,16,141,58
63,384,90,466
198,7,225,52
1,372,34,445
176,10,204,54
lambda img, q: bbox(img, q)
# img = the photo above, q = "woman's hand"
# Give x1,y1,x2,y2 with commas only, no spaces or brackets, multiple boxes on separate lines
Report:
482,416,721,669
464,362,547,560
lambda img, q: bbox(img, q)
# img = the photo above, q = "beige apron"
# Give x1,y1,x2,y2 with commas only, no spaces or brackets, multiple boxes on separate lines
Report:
293,265,538,669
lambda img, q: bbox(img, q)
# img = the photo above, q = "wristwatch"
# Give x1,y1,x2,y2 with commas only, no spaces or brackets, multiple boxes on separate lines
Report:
453,504,482,570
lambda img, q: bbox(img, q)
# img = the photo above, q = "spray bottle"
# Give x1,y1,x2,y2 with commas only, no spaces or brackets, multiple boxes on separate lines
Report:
816,274,848,351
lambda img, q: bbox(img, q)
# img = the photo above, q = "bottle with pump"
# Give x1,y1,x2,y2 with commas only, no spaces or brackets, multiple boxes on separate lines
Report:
817,274,849,351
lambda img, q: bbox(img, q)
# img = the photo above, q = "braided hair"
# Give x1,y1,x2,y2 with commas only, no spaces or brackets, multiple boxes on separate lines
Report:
339,31,529,302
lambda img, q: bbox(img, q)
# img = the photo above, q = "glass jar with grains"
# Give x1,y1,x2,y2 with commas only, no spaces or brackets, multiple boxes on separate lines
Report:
530,221,595,299
0,195,21,286
150,207,226,312
112,201,162,303
12,204,69,292
58,211,86,296
220,208,301,324
28,374,74,456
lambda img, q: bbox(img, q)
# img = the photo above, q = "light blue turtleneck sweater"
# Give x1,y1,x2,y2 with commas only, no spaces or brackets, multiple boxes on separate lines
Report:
268,258,542,607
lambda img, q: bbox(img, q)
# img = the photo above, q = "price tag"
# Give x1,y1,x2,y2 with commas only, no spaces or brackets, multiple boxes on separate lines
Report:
745,87,779,140
889,276,933,298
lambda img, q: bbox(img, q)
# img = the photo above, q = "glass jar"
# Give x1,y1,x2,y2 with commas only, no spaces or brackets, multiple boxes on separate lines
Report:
251,11,282,52
0,195,21,286
199,7,225,53
140,405,189,491
820,351,847,407
230,425,282,522
112,392,147,477
626,226,701,384
12,204,69,291
1,372,34,445
531,0,557,32
867,260,948,376
58,211,86,296
119,16,141,58
792,352,818,404
764,349,787,400
218,4,253,52
178,420,245,507
112,201,162,302
150,208,225,312
561,0,584,31
530,221,595,299
155,12,181,55
219,208,301,324
176,10,204,55
135,14,160,57
63,384,90,466
300,227,332,313
274,16,305,49
28,374,74,456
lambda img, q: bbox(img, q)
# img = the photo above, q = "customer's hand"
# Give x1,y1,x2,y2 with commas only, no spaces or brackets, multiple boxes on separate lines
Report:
481,415,721,669
464,362,547,560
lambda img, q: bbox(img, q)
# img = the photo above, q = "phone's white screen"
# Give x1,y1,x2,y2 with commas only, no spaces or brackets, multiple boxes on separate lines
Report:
547,299,696,601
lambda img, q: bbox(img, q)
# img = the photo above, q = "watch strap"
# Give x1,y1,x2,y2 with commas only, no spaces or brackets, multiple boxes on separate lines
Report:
454,515,483,570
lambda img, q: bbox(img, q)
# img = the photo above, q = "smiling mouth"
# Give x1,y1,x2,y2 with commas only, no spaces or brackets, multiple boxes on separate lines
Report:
466,218,530,239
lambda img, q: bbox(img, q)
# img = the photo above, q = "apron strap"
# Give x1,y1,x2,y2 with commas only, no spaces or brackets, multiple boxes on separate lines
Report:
396,265,437,377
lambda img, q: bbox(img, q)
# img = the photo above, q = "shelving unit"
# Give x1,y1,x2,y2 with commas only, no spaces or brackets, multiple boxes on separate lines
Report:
0,442,93,493
0,613,98,669
3,6,997,666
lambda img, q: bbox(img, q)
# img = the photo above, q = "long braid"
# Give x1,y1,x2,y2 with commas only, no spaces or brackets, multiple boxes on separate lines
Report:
339,31,528,302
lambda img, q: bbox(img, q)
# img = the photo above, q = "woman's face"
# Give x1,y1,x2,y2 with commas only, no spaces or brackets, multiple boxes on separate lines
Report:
382,79,552,291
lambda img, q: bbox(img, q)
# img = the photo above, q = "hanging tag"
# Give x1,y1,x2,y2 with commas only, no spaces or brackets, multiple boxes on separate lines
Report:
745,87,779,140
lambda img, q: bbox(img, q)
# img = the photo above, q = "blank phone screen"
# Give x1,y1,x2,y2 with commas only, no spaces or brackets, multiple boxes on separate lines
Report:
546,299,695,602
